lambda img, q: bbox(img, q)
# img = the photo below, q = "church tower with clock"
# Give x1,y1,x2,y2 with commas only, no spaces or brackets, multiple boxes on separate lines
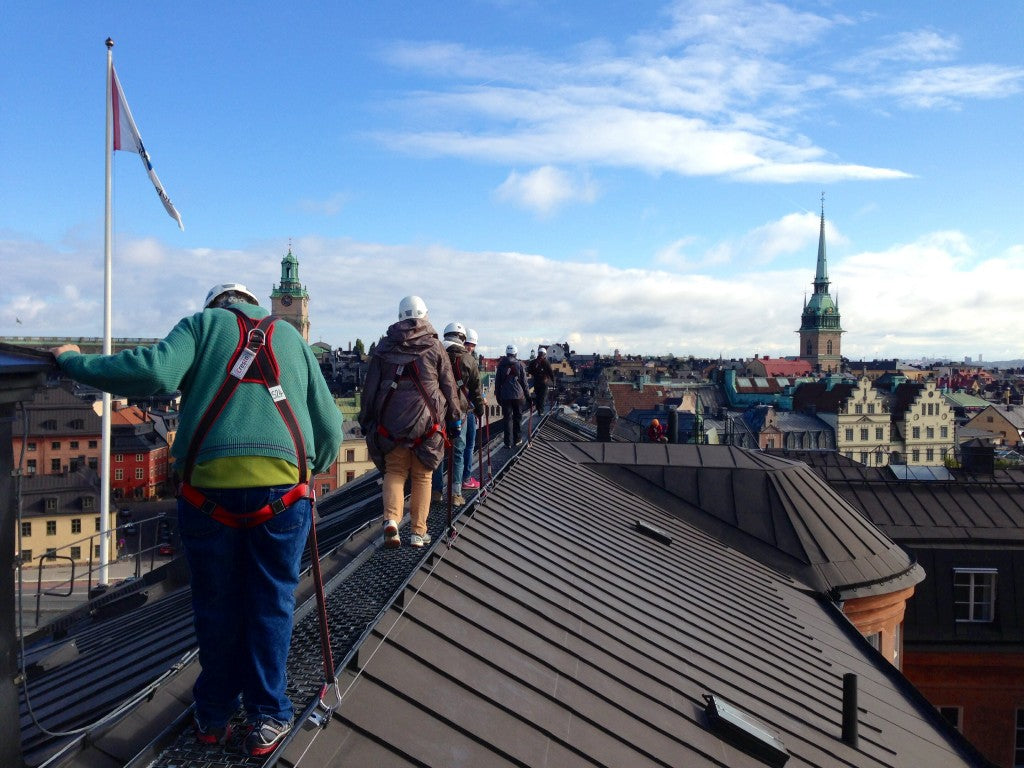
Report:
270,247,310,342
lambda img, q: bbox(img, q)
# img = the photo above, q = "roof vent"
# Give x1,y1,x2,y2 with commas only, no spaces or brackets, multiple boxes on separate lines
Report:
703,693,789,766
634,519,672,545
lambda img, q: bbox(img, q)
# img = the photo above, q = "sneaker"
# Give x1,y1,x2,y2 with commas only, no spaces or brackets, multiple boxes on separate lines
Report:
431,489,443,503
410,532,432,548
462,477,480,490
194,715,232,746
383,519,401,549
453,494,466,507
243,716,292,757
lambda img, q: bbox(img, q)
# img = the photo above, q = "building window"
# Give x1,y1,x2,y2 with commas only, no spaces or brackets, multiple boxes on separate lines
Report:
83,497,93,509
70,546,81,560
345,449,356,462
70,440,79,449
136,453,144,462
912,426,921,439
345,470,356,482
320,483,331,496
26,459,36,474
926,427,934,439
954,568,996,623
95,517,101,531
21,550,32,563
844,428,854,441
27,442,36,451
864,632,881,650
45,548,57,560
867,404,875,414
94,545,101,558
88,458,98,469
88,440,97,449
21,521,31,537
854,404,863,414
875,427,884,440
45,498,57,511
940,426,948,439
115,469,123,480
912,450,920,462
46,520,57,535
135,468,144,480
71,518,82,534
115,454,123,462
939,706,962,732
926,449,934,462
51,458,61,472
860,428,869,441
860,452,868,464
71,419,85,429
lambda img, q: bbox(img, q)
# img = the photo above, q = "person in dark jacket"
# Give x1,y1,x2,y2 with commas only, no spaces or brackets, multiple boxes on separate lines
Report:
359,296,461,548
495,344,529,448
461,328,483,490
430,322,485,506
526,346,554,413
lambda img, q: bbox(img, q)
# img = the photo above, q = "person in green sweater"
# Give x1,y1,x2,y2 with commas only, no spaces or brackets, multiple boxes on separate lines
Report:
51,282,343,757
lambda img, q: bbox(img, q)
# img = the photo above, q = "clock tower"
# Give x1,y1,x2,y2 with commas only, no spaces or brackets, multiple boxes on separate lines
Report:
270,247,310,341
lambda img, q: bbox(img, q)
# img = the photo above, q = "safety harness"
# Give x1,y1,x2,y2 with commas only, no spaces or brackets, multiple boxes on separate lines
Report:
178,309,310,528
374,360,448,450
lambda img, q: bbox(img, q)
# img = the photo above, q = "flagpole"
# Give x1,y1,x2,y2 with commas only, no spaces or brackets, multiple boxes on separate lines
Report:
99,38,115,586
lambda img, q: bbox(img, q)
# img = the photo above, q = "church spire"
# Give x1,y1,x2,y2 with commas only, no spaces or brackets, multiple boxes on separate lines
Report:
814,192,828,290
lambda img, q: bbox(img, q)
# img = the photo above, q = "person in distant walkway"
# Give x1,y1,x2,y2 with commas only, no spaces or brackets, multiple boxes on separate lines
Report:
495,344,530,448
429,322,484,506
359,296,461,549
526,346,554,413
461,328,482,489
647,418,668,443
51,282,343,757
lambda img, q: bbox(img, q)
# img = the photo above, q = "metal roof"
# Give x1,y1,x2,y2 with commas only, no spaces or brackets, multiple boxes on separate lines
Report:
296,421,986,767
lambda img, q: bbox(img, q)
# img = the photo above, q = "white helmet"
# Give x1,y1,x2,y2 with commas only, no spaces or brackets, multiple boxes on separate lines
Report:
204,282,259,309
398,295,428,320
443,321,466,340
466,328,478,345
506,344,518,356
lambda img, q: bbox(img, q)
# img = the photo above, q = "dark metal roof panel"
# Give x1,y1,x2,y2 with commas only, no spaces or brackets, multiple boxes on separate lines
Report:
320,431,985,767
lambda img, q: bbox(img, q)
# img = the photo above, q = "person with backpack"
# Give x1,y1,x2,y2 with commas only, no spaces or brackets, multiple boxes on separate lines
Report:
359,296,461,548
51,282,343,757
496,344,530,448
526,346,554,413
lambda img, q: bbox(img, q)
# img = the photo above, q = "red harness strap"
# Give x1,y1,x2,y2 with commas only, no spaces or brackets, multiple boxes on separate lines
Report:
179,309,311,527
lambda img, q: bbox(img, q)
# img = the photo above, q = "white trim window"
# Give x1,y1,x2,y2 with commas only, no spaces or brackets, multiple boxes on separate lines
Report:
953,567,997,623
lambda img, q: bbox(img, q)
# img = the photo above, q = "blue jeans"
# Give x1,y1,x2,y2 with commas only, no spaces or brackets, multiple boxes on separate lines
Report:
179,486,311,727
462,412,477,478
432,425,467,492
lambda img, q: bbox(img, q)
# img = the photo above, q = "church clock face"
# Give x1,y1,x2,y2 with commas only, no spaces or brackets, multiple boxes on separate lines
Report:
281,294,293,306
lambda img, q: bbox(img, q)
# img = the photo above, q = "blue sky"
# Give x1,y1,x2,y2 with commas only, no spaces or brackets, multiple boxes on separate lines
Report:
3,0,1023,362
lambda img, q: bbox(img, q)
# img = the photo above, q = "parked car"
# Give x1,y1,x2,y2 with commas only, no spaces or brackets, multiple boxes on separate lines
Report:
158,543,175,556
119,509,137,536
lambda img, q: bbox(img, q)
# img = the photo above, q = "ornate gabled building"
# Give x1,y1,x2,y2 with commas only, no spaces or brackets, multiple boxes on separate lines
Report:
798,200,843,373
270,247,310,341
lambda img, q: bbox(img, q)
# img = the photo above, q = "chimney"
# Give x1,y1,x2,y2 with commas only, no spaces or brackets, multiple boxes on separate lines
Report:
841,673,858,748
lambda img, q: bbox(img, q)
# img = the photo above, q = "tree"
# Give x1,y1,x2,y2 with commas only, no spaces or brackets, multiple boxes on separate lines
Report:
353,338,365,357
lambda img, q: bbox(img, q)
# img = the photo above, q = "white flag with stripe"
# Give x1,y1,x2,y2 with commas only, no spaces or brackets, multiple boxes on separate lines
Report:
110,65,184,230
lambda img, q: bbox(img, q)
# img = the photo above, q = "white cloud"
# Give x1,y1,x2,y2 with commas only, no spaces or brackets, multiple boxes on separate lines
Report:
494,166,599,216
296,192,349,217
4,225,1022,363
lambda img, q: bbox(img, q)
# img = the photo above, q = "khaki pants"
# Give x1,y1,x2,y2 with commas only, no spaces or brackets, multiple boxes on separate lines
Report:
382,445,432,536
